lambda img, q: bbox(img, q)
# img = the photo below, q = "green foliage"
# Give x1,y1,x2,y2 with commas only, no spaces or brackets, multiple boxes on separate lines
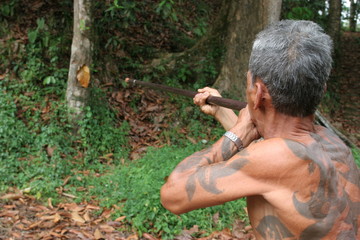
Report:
0,74,131,196
0,78,76,195
19,18,68,91
105,0,138,28
352,147,360,168
0,17,130,195
161,45,223,93
193,20,207,37
0,84,33,191
282,0,328,28
156,0,178,22
78,88,130,166
68,145,246,239
287,7,314,20
0,0,19,18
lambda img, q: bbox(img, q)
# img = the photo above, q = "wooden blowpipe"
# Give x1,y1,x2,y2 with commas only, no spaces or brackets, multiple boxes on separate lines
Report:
125,78,247,111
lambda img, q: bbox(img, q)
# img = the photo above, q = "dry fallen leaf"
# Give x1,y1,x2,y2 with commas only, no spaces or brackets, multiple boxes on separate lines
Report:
94,228,104,240
48,198,54,209
107,221,122,228
11,232,22,238
143,233,158,240
50,232,63,238
115,216,126,222
77,65,90,88
86,204,101,210
99,224,115,233
53,213,61,223
212,212,220,225
46,146,55,157
0,193,23,200
126,234,139,240
83,211,91,222
40,215,56,221
61,193,77,199
15,224,26,230
1,210,19,217
71,211,85,224
40,220,57,229
101,209,113,219
27,220,43,230
3,205,16,209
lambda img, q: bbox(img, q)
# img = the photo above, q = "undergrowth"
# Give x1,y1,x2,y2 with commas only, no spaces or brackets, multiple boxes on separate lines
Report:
0,76,130,195
65,144,247,239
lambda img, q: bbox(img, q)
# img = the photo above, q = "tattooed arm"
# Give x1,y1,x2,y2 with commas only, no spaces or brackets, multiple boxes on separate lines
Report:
161,107,262,214
160,137,286,214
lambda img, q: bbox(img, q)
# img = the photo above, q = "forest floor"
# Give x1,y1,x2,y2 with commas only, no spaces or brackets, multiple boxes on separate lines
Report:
0,192,254,240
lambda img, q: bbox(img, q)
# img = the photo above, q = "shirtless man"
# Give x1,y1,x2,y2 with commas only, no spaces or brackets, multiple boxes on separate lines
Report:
160,20,360,239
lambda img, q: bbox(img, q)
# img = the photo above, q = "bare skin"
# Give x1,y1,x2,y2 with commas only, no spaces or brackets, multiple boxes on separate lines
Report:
160,72,360,239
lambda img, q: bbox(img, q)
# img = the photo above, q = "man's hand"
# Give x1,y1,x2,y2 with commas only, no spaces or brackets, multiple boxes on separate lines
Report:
193,87,238,130
193,87,222,117
230,106,260,147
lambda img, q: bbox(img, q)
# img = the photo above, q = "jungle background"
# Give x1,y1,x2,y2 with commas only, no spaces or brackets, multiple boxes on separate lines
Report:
0,0,359,239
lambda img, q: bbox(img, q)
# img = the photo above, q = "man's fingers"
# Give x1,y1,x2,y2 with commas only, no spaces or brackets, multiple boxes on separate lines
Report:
194,87,221,117
193,92,210,106
197,87,222,97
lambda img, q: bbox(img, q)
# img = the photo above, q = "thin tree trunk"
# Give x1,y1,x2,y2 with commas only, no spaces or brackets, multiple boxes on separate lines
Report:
328,0,342,49
66,0,92,121
213,0,282,99
349,0,358,32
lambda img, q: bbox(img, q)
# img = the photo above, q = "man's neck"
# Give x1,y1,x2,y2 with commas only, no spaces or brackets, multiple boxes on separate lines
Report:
260,111,315,141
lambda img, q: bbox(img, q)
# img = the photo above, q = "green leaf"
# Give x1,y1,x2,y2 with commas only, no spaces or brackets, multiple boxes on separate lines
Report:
1,5,10,16
28,30,38,44
43,76,56,85
43,36,49,47
37,18,45,30
171,12,178,22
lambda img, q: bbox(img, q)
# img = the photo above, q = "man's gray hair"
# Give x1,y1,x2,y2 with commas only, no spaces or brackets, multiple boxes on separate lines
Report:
249,20,333,117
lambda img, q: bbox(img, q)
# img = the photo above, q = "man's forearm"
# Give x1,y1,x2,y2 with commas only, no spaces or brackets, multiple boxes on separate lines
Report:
215,107,238,131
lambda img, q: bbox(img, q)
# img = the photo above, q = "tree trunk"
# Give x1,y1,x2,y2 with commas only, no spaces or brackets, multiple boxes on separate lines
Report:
213,0,282,100
328,0,342,49
66,0,92,121
349,0,358,32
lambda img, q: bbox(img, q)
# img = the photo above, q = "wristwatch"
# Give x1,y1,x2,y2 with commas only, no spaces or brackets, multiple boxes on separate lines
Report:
223,131,243,151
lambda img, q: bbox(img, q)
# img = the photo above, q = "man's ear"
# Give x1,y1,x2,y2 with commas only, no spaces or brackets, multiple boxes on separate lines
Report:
253,81,264,110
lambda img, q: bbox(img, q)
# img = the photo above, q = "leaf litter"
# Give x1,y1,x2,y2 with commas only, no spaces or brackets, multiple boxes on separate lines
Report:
0,189,254,240
108,85,173,160
0,189,134,240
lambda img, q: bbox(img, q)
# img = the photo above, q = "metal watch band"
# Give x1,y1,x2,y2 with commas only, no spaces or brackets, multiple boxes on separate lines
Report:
223,131,243,151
